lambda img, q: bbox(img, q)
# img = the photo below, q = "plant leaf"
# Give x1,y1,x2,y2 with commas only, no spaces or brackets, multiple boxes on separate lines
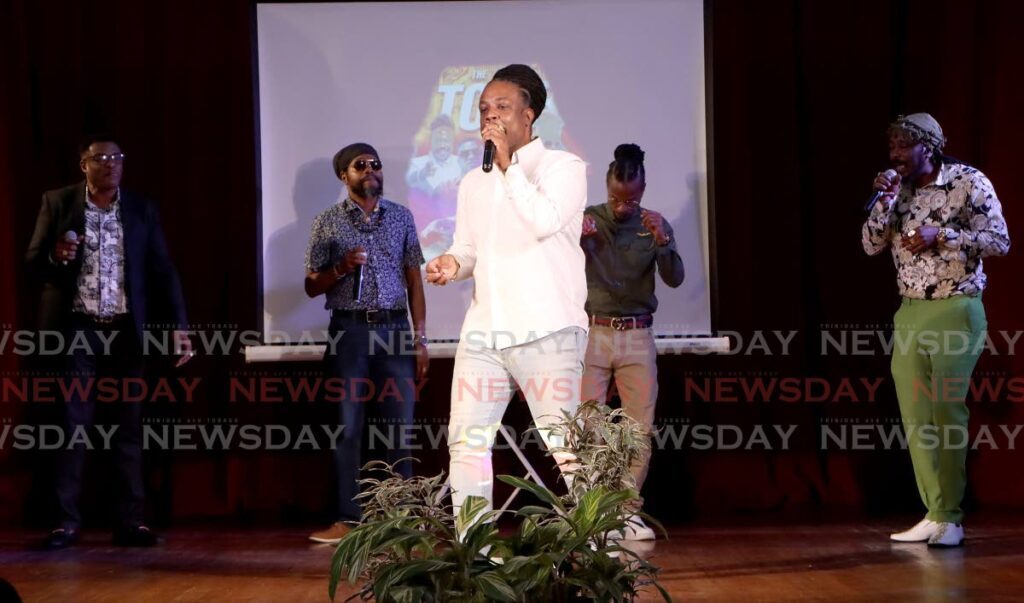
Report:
475,571,517,602
456,495,490,535
497,475,565,511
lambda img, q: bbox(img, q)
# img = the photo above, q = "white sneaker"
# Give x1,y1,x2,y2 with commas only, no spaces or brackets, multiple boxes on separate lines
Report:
890,518,941,542
605,528,625,541
622,514,656,541
927,523,964,548
588,539,621,558
476,545,505,564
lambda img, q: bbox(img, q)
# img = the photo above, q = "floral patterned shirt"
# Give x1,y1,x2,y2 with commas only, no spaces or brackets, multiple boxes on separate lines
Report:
73,186,128,317
305,198,424,310
862,162,1010,300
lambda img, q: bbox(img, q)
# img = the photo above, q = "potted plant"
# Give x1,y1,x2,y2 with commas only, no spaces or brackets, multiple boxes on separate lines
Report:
329,401,671,602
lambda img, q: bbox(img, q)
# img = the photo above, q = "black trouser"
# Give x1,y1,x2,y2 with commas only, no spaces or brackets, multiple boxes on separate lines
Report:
54,314,145,530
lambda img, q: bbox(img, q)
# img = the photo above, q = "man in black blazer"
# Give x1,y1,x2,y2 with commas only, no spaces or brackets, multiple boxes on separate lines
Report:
25,135,193,549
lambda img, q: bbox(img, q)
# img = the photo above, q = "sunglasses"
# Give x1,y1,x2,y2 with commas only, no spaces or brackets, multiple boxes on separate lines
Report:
351,159,382,172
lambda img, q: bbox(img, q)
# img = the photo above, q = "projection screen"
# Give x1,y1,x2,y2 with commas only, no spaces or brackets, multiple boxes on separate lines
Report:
256,0,712,349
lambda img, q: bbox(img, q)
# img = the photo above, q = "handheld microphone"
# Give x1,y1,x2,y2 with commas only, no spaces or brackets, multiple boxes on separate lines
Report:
353,265,363,301
864,169,898,211
352,251,367,302
62,231,78,265
482,140,495,173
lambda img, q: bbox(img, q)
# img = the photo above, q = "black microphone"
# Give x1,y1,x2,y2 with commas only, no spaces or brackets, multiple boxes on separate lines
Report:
482,140,495,173
864,169,898,211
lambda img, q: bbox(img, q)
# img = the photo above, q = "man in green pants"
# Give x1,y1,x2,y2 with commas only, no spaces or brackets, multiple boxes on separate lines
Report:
862,113,1010,548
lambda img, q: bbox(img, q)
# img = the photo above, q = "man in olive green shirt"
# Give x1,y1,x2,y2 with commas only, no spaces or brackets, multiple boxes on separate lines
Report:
580,144,684,540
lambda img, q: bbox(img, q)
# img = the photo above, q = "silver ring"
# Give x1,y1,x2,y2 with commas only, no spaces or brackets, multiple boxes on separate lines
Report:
906,229,916,237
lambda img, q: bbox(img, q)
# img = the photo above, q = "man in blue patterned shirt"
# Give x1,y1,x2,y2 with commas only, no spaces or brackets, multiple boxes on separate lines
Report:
863,113,1010,548
305,142,428,544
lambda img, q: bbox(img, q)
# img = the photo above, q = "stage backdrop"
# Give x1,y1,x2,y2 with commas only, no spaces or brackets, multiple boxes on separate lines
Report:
3,0,1024,526
255,0,713,343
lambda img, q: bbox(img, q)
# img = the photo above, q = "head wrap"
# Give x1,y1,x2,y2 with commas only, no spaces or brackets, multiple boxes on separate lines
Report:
889,113,946,152
332,142,379,178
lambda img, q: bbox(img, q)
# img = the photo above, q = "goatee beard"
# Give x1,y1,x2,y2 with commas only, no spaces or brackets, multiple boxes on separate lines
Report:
361,178,382,199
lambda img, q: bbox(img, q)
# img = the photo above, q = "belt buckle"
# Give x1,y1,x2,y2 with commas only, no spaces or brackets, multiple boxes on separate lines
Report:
610,317,633,331
365,309,381,323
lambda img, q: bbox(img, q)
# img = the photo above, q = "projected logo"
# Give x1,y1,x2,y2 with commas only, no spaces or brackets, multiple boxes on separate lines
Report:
405,65,580,261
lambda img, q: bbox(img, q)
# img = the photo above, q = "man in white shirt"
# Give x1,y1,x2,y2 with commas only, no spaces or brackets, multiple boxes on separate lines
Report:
426,64,588,515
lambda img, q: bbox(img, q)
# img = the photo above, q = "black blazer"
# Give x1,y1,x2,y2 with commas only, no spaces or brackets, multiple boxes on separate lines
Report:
25,182,188,341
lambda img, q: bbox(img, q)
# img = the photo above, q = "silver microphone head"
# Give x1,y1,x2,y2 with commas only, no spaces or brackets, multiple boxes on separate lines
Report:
61,231,79,265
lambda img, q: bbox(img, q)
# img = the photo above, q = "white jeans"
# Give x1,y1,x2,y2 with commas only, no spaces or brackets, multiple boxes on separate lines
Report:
448,327,586,514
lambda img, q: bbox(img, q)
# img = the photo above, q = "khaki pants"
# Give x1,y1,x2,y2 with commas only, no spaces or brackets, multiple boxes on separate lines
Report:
581,326,658,509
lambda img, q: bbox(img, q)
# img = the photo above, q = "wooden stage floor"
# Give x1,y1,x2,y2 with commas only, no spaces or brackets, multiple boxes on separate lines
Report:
2,518,1023,602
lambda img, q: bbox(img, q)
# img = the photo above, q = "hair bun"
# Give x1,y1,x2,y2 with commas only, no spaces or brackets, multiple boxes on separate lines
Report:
613,143,644,164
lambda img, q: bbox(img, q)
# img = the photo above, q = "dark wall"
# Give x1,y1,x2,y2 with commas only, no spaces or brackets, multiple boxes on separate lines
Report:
2,0,1023,526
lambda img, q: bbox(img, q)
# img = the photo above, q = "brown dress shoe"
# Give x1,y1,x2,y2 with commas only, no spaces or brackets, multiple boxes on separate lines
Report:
309,522,354,544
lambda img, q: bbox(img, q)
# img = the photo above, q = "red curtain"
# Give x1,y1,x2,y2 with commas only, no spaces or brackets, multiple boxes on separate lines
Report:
1,0,1023,525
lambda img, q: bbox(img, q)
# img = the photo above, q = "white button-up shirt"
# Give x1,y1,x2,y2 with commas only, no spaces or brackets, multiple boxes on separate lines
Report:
447,137,588,349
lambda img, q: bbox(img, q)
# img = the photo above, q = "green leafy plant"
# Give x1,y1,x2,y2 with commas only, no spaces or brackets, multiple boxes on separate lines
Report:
328,401,671,602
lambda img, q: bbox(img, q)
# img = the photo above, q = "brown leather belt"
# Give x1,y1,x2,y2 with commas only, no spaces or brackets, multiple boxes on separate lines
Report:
589,314,653,331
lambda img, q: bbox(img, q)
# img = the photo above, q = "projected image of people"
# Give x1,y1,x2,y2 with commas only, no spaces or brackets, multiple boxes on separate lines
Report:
405,115,462,198
406,114,463,263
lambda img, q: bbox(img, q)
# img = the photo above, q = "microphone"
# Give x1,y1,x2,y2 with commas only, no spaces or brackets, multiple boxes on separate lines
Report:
482,140,495,173
864,169,898,211
353,265,363,302
61,231,78,265
352,251,367,302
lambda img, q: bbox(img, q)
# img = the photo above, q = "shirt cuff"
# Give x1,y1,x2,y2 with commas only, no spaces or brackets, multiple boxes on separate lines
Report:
447,253,470,281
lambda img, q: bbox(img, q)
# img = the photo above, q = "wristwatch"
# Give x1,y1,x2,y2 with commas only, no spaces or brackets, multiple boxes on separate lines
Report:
416,335,429,348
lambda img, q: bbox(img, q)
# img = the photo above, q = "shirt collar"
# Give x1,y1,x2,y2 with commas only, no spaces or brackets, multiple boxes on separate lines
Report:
591,203,614,223
84,184,121,211
932,162,954,187
343,197,385,218
592,203,642,230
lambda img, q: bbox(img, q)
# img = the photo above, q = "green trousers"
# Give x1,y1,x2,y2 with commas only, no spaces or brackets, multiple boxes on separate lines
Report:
891,295,987,524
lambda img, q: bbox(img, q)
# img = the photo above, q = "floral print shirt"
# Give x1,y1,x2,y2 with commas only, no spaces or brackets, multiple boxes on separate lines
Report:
73,186,128,317
862,162,1010,299
305,198,424,310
